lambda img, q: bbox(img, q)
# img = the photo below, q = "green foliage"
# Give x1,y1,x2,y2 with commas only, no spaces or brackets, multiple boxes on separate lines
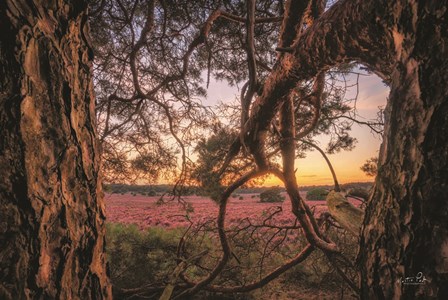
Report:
284,227,358,295
106,220,358,299
191,126,238,202
306,188,328,200
360,157,378,177
259,187,285,203
106,223,182,292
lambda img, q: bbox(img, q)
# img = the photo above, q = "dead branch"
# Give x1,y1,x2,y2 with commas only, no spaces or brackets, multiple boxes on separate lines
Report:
299,139,340,192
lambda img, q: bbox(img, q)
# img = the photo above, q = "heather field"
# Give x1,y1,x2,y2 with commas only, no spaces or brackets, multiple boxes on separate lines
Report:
105,192,362,229
105,192,364,299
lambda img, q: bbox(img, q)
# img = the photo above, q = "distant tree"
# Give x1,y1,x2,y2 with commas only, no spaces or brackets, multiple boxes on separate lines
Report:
306,188,328,201
360,157,378,177
191,125,256,200
260,187,285,203
147,189,157,196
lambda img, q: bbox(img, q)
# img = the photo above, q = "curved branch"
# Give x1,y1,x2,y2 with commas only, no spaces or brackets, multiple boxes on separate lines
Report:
240,0,258,137
324,115,384,135
299,139,340,192
196,244,314,293
129,0,155,96
280,94,338,252
177,167,317,295
278,0,312,49
296,71,325,139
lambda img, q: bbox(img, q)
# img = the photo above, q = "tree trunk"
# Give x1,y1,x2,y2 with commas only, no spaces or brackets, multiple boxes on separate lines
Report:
358,1,448,298
0,1,111,299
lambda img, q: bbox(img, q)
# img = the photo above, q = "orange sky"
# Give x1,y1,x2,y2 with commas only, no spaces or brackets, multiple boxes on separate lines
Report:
206,70,389,186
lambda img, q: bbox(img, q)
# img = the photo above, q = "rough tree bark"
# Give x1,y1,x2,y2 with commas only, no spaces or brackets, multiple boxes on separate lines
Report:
0,1,111,299
359,2,448,298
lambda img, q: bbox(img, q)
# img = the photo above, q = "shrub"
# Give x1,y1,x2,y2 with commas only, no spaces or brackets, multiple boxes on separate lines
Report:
259,188,285,203
106,223,182,294
147,189,157,196
239,196,244,200
306,188,328,200
106,220,356,299
284,225,359,295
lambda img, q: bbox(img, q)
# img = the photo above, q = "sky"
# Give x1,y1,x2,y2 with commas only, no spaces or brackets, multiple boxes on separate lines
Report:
205,71,390,186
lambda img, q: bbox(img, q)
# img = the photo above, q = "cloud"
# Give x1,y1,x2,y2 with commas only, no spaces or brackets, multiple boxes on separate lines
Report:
355,75,389,111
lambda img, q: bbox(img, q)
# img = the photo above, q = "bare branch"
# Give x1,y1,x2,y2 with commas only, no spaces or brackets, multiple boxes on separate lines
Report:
299,139,340,192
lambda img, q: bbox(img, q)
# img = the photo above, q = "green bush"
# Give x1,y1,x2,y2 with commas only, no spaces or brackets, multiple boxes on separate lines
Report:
106,223,182,293
259,188,285,203
306,188,328,200
147,189,157,196
284,226,359,296
105,220,356,299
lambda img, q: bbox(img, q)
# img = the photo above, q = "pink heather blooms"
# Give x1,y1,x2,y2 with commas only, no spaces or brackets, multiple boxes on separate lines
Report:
105,193,362,230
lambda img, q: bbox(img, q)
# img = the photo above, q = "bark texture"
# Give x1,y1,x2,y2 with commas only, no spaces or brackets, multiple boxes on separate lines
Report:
359,1,448,298
326,191,363,237
0,1,111,299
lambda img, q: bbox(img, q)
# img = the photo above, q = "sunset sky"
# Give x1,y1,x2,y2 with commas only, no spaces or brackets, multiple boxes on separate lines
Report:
205,71,389,186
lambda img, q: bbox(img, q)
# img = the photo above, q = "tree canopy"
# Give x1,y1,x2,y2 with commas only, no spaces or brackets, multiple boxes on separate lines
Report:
90,0,383,189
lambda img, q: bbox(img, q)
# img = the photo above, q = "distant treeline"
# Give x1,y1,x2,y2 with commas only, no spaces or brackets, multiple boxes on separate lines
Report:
104,182,373,196
103,184,285,196
104,184,184,196
300,182,373,192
